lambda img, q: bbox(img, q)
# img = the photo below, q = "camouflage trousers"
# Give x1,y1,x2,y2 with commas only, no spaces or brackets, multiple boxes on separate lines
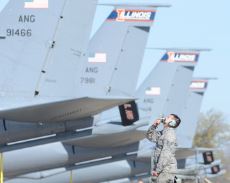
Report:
150,173,175,183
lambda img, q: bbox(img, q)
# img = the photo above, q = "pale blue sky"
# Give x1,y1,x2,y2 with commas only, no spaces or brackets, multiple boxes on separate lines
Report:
1,0,229,121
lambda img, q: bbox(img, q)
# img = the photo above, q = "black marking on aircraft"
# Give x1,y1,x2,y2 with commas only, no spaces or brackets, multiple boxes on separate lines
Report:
184,66,195,71
134,26,150,32
3,119,7,131
34,91,39,96
133,160,136,168
195,92,204,96
72,145,76,154
51,41,56,48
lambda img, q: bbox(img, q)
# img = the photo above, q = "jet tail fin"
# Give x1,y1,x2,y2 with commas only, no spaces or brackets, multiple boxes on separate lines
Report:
136,48,209,121
0,0,69,97
86,4,169,126
76,4,169,98
27,0,98,98
0,0,98,99
177,78,216,147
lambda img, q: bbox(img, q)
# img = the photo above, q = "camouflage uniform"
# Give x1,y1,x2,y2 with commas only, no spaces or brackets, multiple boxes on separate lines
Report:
146,125,177,183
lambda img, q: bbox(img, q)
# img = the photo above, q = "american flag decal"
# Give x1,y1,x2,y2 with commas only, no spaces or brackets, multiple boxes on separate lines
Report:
24,0,49,9
88,53,107,63
190,80,207,89
145,87,161,96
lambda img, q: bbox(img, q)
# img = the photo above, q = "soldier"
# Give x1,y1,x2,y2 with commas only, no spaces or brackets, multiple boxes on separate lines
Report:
146,114,181,183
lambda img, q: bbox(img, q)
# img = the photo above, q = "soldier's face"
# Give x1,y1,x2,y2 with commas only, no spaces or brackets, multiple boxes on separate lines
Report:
165,114,175,125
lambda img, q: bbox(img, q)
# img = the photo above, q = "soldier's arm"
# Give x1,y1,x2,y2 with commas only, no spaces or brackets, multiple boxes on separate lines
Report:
146,125,161,142
155,130,176,173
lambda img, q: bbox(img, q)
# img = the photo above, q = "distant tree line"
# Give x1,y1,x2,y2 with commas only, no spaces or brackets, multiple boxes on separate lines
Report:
193,109,230,182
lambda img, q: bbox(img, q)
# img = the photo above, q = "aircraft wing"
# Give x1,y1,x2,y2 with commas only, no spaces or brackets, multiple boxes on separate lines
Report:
0,97,133,123
63,119,149,147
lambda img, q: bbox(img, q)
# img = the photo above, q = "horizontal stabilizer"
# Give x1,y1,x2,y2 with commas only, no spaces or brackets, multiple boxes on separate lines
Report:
64,119,149,147
175,175,196,180
18,168,66,180
0,97,133,123
207,169,226,178
137,147,218,162
175,148,199,159
176,147,218,159
190,77,217,92
203,160,222,169
153,48,211,52
176,168,198,175
98,3,171,8
195,147,218,152
147,47,211,66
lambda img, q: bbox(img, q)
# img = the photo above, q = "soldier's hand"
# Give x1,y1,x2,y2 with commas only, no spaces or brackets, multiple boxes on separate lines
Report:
153,119,161,127
152,171,159,177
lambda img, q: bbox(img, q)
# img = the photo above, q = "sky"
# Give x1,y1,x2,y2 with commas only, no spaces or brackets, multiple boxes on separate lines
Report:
0,0,229,121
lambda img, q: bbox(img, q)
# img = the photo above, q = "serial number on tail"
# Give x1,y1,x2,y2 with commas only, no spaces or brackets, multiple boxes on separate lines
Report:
6,29,32,37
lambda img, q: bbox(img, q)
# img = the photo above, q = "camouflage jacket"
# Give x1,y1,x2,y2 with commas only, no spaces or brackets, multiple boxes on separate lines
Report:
146,125,177,174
